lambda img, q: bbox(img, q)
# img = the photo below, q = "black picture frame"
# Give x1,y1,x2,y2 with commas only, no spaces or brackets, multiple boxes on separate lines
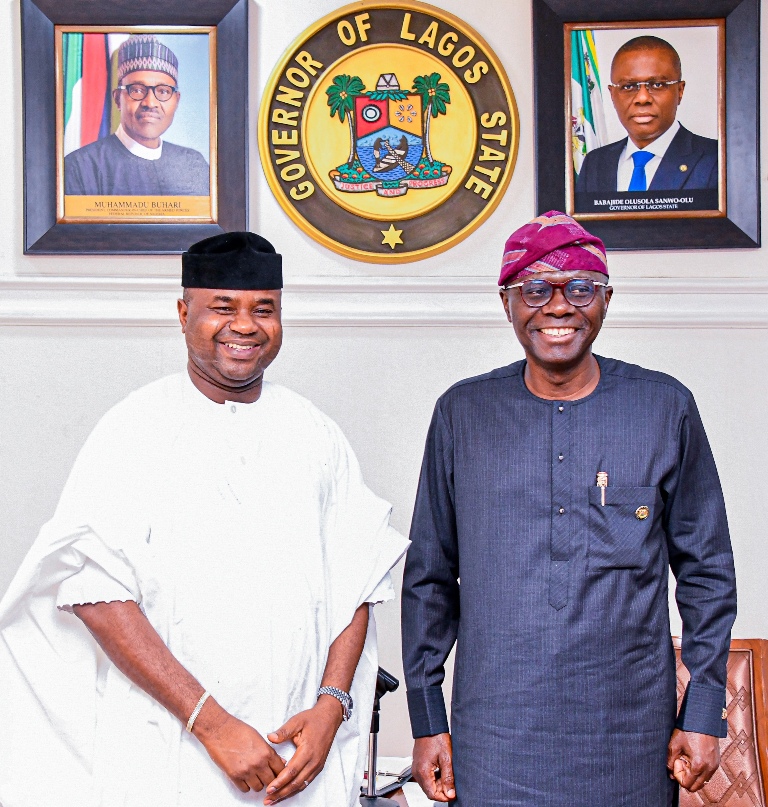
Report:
533,0,760,249
21,0,248,254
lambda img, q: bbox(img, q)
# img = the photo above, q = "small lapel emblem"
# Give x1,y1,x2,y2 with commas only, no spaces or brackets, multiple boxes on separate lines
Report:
635,506,650,520
679,164,688,172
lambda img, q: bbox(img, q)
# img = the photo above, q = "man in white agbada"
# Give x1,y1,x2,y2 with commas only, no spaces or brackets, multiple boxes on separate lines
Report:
0,232,408,807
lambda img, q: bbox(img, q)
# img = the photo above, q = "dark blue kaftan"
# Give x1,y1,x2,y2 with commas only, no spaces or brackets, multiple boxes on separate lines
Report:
64,134,210,196
402,357,736,807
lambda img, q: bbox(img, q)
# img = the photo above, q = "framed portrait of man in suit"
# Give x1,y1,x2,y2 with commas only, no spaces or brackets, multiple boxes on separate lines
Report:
532,0,759,250
566,21,724,220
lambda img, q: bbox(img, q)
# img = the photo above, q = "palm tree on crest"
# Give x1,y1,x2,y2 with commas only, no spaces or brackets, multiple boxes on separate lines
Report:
412,73,451,163
326,75,366,167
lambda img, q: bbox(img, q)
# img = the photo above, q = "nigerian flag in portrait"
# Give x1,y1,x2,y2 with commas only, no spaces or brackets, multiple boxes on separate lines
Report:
571,30,608,176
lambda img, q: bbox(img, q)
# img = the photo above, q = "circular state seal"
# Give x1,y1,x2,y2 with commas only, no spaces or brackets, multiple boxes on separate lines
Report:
258,0,519,263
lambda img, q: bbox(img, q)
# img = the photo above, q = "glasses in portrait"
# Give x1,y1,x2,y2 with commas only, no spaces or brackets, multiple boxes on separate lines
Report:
56,27,216,224
566,20,724,221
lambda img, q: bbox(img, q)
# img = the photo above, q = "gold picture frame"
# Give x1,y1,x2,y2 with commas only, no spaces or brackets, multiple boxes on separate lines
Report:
54,25,218,225
564,19,726,222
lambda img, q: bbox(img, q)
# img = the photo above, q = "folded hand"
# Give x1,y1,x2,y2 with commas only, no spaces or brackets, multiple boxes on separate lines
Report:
196,709,286,795
263,697,343,804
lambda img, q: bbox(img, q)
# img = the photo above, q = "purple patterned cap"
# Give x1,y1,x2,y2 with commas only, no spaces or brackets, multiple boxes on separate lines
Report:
499,211,608,287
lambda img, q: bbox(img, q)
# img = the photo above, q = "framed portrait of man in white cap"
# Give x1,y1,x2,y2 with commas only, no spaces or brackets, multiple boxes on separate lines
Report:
58,29,215,222
21,0,248,254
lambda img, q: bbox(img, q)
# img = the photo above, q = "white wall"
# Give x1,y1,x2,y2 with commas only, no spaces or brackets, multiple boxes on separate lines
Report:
1,0,767,758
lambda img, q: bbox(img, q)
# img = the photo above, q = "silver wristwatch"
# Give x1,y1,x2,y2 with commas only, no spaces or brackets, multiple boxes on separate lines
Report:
317,686,353,721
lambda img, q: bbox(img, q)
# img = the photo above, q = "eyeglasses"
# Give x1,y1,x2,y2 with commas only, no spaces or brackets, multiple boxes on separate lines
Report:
608,80,682,95
117,83,179,102
502,278,609,308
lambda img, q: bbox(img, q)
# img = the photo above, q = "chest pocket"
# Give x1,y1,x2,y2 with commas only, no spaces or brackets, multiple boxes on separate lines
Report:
587,486,659,571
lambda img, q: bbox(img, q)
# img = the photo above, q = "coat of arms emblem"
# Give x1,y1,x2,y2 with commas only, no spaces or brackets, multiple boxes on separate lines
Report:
328,72,451,197
259,2,519,262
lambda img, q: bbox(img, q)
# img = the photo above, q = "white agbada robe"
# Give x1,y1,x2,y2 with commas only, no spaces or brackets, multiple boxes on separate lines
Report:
0,374,408,807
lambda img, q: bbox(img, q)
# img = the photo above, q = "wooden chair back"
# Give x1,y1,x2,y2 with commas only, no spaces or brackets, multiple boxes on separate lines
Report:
674,638,768,807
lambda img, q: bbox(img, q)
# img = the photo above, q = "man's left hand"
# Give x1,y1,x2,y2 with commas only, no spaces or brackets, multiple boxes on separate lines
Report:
667,728,720,792
263,697,343,804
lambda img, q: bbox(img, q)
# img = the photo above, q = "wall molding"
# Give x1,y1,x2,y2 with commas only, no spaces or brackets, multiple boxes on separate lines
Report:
1,274,767,328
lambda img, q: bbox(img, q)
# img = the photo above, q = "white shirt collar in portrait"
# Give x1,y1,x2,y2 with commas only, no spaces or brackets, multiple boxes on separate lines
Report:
115,124,164,160
616,120,680,192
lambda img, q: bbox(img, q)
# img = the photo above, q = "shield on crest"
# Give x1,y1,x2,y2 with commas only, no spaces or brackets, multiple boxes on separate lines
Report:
354,92,424,182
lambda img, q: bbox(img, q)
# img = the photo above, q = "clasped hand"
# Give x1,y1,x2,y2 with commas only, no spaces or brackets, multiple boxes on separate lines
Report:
667,728,720,792
196,698,342,804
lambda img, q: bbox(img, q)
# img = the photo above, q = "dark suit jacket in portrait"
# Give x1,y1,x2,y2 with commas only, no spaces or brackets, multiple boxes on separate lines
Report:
575,125,718,194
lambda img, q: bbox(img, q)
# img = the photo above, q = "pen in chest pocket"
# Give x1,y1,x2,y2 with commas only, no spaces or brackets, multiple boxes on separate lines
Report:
596,471,608,506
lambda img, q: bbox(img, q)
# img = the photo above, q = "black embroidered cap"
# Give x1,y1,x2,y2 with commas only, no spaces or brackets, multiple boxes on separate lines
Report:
182,232,283,290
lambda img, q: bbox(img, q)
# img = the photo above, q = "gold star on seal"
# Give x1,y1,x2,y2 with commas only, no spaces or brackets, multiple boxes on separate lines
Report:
381,224,404,249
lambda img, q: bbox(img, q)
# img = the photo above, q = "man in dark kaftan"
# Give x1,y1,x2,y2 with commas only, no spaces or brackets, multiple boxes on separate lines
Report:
401,211,737,807
64,34,209,196
65,135,210,196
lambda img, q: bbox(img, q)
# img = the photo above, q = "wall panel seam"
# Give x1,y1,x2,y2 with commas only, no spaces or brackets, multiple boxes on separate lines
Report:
1,275,767,327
